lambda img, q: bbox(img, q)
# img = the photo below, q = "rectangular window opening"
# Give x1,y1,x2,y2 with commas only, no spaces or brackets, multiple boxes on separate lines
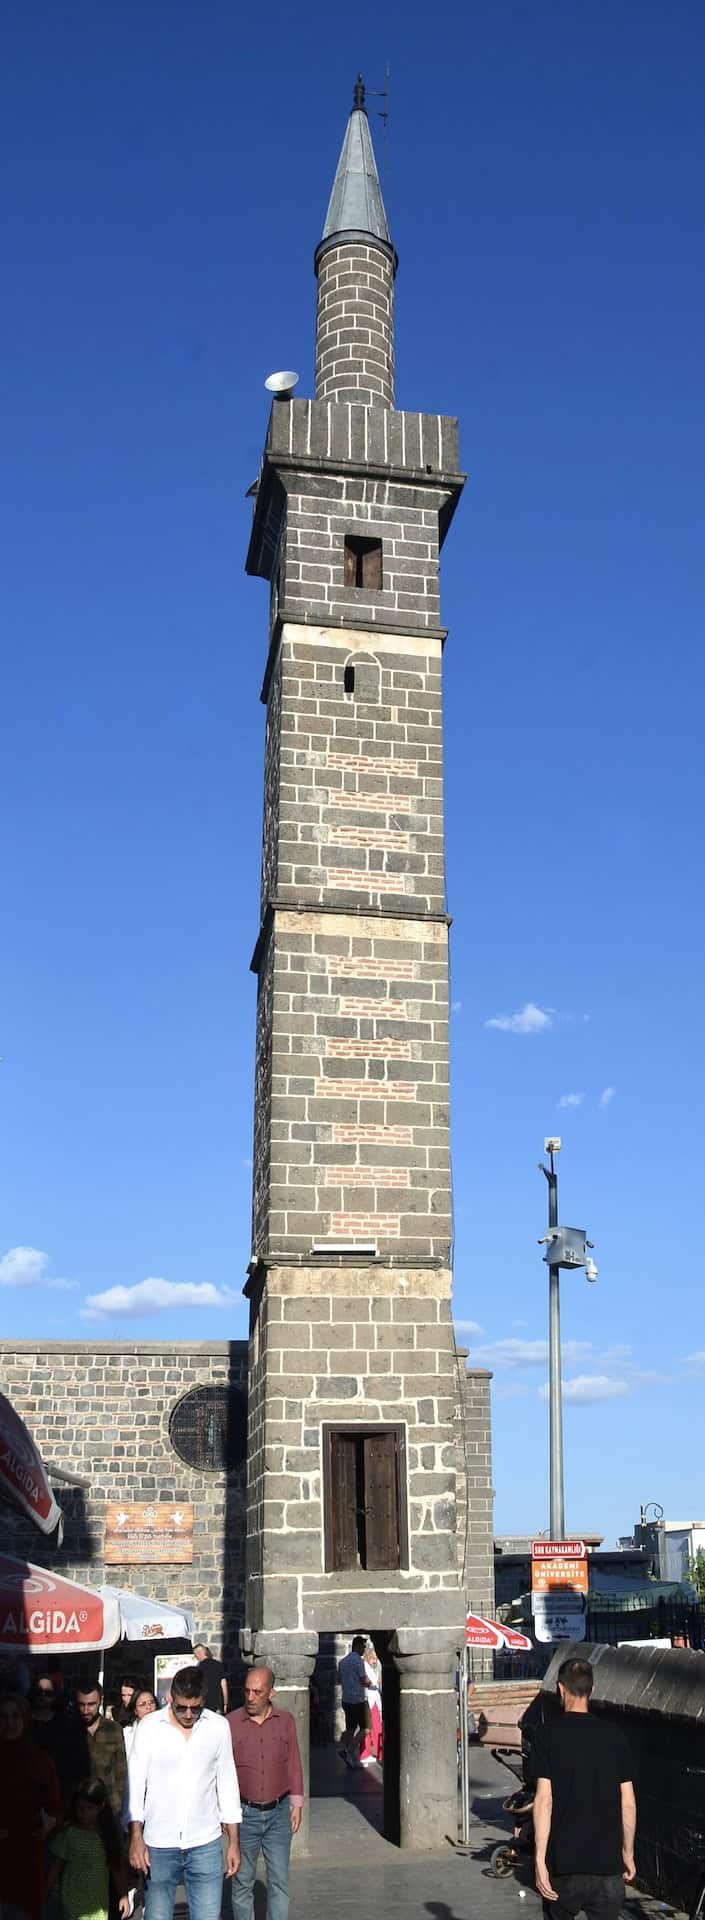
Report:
323,1423,408,1572
344,535,383,591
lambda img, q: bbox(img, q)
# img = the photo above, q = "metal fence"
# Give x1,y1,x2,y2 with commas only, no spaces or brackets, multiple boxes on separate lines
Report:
491,1598,705,1676
585,1598,705,1648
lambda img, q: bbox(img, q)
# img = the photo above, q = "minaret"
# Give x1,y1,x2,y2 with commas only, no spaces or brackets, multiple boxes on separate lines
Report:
314,74,396,408
242,80,466,1849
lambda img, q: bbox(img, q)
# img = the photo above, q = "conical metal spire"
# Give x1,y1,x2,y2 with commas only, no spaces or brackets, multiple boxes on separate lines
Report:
316,75,395,267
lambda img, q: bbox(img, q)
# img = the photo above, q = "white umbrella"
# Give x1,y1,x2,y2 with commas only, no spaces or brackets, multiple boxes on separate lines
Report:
97,1585,195,1643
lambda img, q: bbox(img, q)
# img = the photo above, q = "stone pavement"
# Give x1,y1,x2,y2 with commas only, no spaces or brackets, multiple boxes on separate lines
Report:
281,1745,682,1920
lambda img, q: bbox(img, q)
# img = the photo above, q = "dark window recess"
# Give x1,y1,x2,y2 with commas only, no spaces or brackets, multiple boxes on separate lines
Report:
344,536,383,590
343,654,380,702
169,1383,247,1474
324,1424,408,1571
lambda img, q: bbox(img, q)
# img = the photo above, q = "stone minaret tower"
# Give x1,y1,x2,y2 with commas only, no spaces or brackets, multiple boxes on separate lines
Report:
242,80,466,1848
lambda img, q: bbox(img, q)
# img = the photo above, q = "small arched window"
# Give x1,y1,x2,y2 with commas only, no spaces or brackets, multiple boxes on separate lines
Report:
342,654,380,703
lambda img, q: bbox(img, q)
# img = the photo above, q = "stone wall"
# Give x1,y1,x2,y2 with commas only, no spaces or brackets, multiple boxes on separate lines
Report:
0,1340,247,1666
273,625,446,913
244,1267,470,1636
253,906,451,1263
315,242,395,408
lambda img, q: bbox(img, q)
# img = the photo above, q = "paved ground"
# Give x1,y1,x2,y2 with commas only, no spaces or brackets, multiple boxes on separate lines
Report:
280,1746,681,1920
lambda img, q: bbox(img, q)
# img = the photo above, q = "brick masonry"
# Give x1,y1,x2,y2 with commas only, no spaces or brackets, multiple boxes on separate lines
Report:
315,242,395,409
243,1272,488,1633
0,1340,247,1667
251,909,450,1261
241,136,492,1653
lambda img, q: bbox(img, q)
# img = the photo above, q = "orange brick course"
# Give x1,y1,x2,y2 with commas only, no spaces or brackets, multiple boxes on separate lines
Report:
315,1078,416,1101
327,957,416,980
330,1212,401,1236
329,825,410,850
325,1037,411,1058
323,1166,411,1187
332,1123,413,1144
324,751,418,778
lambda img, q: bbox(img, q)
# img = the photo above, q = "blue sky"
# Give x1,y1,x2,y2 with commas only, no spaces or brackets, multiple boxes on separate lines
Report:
3,2,704,1545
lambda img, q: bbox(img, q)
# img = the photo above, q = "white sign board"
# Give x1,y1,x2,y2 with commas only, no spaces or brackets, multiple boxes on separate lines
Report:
532,1592,586,1643
153,1651,198,1706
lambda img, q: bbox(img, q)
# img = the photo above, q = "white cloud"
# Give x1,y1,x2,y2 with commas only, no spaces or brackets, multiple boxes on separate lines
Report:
82,1278,237,1321
484,1002,552,1036
0,1246,76,1291
599,1086,617,1108
473,1337,592,1371
684,1351,705,1374
451,999,463,1014
539,1374,629,1405
454,1318,483,1336
558,1092,584,1109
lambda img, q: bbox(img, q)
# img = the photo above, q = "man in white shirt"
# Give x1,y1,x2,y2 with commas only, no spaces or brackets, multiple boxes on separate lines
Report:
128,1664,241,1920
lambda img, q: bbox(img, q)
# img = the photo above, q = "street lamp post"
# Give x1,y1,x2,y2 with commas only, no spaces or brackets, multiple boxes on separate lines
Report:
538,1138,598,1543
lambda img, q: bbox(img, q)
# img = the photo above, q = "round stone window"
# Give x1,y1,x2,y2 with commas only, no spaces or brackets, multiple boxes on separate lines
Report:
169,1384,247,1474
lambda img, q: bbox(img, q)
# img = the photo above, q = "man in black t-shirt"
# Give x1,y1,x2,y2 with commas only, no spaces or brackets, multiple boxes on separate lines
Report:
193,1642,229,1713
533,1656,636,1920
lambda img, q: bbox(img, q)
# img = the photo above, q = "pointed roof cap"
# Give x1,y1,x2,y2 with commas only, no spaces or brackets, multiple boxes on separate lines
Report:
315,76,397,273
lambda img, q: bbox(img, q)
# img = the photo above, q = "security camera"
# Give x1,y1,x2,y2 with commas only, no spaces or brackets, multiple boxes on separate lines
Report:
544,1137,562,1154
585,1259,598,1283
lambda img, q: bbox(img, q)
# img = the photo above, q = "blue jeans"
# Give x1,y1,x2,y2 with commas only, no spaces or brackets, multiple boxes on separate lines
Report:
231,1798,292,1920
144,1837,224,1920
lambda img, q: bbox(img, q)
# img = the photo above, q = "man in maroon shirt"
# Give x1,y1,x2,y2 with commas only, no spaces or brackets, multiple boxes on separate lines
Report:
228,1667,303,1920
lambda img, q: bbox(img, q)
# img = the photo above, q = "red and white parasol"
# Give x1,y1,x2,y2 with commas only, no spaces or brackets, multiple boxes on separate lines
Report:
0,1556,121,1655
0,1392,64,1541
465,1612,532,1651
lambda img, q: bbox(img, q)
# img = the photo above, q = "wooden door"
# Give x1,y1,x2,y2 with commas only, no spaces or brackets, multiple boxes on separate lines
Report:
363,1430,401,1569
330,1430,359,1569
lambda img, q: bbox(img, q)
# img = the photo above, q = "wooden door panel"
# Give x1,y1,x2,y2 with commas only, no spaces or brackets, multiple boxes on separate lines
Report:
363,1430,400,1569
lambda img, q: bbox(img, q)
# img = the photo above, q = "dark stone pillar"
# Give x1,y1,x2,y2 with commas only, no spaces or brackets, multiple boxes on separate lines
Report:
240,1628,319,1855
390,1626,462,1850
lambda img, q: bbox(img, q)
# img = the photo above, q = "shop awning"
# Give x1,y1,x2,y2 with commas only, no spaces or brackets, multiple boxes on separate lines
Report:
97,1587,195,1643
0,1556,121,1654
466,1612,532,1651
0,1392,65,1541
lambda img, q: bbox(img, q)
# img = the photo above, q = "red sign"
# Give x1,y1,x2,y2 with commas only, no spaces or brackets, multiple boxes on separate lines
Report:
532,1540,588,1596
531,1540,586,1559
0,1556,120,1654
0,1393,63,1539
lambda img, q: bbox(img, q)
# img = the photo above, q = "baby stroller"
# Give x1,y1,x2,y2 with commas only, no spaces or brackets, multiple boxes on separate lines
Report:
489,1747,536,1879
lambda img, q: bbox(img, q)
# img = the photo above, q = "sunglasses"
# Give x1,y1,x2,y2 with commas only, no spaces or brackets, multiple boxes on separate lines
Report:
171,1701,203,1718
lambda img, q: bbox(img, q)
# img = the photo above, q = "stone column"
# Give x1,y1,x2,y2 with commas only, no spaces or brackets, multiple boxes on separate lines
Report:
240,1628,319,1855
390,1626,463,1851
